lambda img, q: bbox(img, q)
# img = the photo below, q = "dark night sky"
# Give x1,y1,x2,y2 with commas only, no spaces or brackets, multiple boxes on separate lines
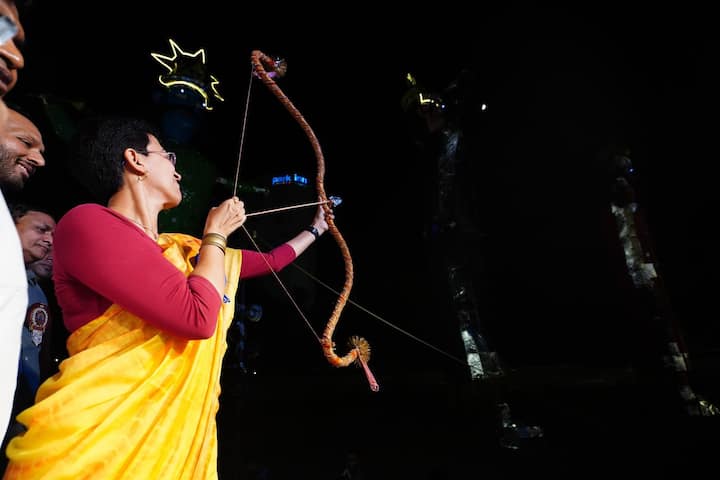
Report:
10,1,717,386
6,2,720,477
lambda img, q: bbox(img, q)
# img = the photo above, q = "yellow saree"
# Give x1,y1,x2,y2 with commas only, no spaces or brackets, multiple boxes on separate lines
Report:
4,233,242,480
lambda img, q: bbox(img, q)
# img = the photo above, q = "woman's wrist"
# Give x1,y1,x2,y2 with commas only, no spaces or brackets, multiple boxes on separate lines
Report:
304,225,320,240
201,232,227,253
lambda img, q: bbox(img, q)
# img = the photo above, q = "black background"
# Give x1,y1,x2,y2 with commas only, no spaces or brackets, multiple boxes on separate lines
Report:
8,1,719,478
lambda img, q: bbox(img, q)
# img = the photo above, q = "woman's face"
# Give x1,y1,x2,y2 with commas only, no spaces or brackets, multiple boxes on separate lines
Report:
141,135,183,209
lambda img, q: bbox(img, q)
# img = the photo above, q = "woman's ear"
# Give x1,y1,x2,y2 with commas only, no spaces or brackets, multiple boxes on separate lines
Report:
123,148,147,176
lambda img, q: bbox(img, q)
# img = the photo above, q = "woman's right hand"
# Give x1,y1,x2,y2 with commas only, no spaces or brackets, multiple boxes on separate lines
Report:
203,196,246,238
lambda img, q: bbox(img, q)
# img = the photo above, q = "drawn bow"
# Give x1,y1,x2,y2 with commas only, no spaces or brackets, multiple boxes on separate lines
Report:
249,50,379,391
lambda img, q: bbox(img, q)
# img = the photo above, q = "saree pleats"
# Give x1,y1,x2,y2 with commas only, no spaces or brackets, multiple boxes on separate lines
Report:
4,233,242,480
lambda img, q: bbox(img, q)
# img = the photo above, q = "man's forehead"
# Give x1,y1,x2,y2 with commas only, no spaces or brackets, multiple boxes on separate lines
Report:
22,211,55,225
7,109,31,125
5,110,40,136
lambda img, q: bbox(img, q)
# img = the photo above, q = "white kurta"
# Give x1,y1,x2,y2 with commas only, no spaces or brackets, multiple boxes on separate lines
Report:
0,190,28,438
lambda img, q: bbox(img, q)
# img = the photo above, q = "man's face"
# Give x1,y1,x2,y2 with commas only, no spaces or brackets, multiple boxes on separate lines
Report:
15,210,55,265
0,1,25,96
0,109,45,192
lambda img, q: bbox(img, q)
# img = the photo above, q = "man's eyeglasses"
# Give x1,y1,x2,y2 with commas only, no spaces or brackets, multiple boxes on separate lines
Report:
136,149,177,166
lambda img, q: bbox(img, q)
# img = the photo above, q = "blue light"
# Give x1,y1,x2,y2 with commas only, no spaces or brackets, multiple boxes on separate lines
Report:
271,173,309,186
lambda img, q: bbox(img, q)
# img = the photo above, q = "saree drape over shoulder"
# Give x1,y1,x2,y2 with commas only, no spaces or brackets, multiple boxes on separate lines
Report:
4,233,242,480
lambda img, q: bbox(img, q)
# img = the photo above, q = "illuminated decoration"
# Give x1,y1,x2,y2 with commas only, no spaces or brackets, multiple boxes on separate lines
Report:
151,38,224,111
271,173,309,186
609,149,718,417
402,72,446,113
400,68,547,450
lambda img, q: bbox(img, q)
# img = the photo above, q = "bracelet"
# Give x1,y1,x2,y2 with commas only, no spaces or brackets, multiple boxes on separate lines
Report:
203,232,227,245
201,239,226,254
304,225,320,240
201,232,227,254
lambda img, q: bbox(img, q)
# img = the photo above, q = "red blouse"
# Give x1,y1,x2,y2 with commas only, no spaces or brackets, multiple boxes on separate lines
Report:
53,204,296,338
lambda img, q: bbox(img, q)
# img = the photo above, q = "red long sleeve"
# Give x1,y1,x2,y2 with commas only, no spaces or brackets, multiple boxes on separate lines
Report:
54,204,299,339
54,204,221,338
239,243,296,279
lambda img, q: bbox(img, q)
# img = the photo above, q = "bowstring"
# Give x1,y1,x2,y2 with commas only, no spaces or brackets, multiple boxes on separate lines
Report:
234,56,319,342
232,63,256,197
240,225,320,341
236,54,463,367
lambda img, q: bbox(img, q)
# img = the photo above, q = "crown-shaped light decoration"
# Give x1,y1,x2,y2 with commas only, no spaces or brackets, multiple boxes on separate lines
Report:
151,38,224,111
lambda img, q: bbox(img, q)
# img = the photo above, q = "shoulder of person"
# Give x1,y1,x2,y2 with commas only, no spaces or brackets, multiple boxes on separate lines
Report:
56,204,128,241
58,204,115,226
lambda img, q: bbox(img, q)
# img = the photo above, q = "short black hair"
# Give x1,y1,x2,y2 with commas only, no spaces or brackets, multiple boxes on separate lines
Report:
68,115,161,204
8,201,49,223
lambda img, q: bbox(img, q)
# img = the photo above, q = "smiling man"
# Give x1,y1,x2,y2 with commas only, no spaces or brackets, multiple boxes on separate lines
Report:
0,109,45,194
0,0,30,446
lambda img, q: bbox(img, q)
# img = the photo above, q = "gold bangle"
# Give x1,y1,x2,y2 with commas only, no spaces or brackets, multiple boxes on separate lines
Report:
201,239,226,254
203,232,227,244
201,232,227,253
202,233,227,250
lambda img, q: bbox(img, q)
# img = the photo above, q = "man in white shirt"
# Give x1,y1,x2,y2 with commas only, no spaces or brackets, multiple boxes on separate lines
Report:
0,187,26,442
0,0,38,440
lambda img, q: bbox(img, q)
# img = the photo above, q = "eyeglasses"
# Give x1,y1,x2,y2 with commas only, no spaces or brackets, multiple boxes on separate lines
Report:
136,149,177,166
